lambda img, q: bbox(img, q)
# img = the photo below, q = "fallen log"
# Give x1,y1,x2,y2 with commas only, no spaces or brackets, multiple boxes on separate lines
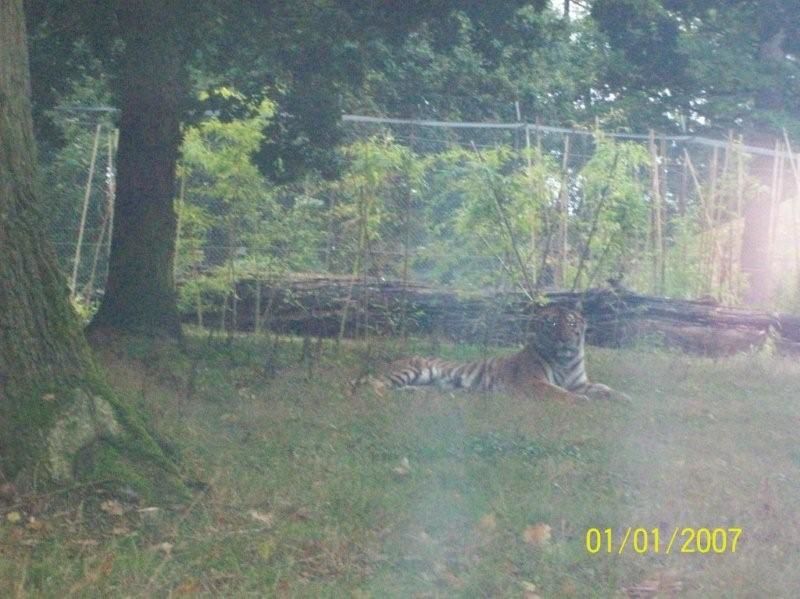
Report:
182,274,794,356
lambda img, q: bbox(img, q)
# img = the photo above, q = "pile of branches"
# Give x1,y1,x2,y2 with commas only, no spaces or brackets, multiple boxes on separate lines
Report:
185,274,800,356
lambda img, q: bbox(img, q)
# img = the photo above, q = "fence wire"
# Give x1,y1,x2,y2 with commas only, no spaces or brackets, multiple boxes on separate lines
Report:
47,114,800,318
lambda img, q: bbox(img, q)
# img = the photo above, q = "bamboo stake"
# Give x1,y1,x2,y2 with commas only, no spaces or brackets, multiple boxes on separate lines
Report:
70,123,102,299
679,149,688,217
716,139,731,297
400,172,411,340
766,139,781,277
781,129,800,284
106,129,118,262
558,134,570,287
648,130,663,293
659,137,667,291
173,171,186,281
525,124,537,282
684,149,723,292
776,144,787,270
535,116,542,153
83,201,109,302
83,128,116,301
709,145,719,290
338,186,366,344
736,136,744,219
734,136,745,297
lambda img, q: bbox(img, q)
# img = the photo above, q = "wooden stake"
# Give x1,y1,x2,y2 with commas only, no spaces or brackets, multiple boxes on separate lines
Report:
679,150,688,217
535,116,542,153
649,130,663,293
734,136,745,298
83,127,116,301
70,123,102,299
525,124,537,283
558,134,570,287
659,137,667,291
766,139,781,276
173,170,186,281
776,144,788,270
709,146,719,290
684,149,723,292
106,129,118,262
782,129,800,283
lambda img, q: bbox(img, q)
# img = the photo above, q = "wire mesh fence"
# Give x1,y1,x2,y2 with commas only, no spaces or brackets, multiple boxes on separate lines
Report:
46,112,800,329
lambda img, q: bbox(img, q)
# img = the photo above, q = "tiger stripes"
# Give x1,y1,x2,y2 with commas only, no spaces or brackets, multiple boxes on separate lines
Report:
375,304,629,402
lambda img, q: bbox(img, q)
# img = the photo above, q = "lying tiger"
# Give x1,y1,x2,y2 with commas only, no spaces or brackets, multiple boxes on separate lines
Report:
372,304,630,403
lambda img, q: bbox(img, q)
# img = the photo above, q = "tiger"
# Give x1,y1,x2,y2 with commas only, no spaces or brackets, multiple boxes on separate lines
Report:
371,303,630,403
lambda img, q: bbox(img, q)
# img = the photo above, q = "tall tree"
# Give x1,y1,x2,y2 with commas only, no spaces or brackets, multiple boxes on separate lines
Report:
30,1,545,337
0,0,181,495
88,1,189,336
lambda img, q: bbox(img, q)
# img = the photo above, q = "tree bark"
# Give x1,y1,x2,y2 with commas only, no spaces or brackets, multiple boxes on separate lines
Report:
0,0,183,496
190,275,790,356
89,0,186,337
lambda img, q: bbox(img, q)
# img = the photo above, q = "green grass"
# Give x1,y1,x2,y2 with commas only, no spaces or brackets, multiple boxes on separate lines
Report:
2,331,800,597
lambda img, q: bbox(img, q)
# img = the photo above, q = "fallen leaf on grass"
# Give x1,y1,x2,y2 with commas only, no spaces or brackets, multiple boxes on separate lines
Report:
26,517,44,531
41,393,56,402
522,523,552,546
111,526,130,536
100,499,125,516
5,511,22,523
152,542,174,556
248,509,275,527
521,581,538,593
521,582,542,599
392,457,411,477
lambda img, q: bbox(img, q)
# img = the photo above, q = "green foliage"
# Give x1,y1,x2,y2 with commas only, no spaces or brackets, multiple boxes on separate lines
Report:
570,135,650,288
176,94,326,322
327,137,426,276
31,0,800,308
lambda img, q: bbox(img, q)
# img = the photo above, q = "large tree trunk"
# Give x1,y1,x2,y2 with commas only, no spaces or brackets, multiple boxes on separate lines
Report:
0,0,182,496
89,0,185,337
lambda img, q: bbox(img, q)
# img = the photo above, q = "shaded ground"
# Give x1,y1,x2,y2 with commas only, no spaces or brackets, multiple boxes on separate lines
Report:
1,331,799,597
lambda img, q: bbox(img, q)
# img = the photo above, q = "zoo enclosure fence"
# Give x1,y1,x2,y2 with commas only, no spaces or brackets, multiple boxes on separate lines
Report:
49,112,800,326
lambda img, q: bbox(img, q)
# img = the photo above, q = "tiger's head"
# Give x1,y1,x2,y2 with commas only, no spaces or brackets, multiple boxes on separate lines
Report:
527,304,586,356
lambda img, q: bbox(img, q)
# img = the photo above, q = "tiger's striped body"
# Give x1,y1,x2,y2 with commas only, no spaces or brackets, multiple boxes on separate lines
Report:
377,304,628,402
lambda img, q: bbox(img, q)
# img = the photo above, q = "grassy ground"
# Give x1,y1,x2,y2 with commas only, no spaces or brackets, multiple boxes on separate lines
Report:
2,330,800,597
